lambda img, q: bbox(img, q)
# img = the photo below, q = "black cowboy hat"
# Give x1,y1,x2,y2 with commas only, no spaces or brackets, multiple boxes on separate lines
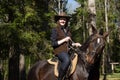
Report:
54,12,71,22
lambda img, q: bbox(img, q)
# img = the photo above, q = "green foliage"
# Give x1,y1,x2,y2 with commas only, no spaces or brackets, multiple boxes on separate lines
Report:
74,0,120,62
70,0,89,43
0,23,11,59
114,66,120,73
0,0,54,60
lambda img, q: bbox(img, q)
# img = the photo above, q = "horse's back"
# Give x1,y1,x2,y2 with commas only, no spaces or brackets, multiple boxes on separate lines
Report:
27,60,47,80
27,60,56,80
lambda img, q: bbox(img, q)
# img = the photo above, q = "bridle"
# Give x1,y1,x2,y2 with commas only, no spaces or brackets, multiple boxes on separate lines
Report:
85,34,105,65
68,34,106,65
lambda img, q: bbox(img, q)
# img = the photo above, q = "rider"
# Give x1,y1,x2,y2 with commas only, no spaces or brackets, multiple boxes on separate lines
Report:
50,12,81,80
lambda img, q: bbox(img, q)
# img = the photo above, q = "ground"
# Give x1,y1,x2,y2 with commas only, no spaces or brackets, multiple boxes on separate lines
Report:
100,73,120,80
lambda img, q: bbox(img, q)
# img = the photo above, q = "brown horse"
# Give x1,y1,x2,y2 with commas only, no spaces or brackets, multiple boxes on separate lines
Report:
83,27,108,80
27,26,108,80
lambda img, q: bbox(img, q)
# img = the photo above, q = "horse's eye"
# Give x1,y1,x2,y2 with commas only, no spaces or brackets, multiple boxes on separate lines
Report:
97,38,100,43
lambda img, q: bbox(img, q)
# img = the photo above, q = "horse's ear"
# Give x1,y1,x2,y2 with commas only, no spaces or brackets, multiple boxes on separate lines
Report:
91,24,97,34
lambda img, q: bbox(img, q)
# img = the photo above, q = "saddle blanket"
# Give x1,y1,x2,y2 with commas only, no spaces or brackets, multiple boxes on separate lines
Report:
47,53,78,77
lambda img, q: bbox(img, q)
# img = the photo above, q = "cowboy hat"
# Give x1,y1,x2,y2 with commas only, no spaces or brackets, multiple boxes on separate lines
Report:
54,12,71,22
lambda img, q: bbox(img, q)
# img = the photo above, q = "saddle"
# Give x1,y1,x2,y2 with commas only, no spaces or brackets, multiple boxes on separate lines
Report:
47,53,78,77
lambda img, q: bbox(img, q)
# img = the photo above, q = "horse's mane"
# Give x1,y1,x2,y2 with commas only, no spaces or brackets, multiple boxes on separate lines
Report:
80,34,94,52
74,34,94,68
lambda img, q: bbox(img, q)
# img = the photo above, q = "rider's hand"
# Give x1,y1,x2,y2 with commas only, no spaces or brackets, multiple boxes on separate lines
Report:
72,43,81,47
64,36,71,42
58,36,71,45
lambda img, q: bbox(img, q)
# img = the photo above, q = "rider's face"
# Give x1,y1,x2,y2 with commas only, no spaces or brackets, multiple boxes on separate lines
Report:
58,18,67,26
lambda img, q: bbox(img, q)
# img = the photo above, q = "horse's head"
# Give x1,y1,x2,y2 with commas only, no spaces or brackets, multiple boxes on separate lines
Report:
81,26,109,65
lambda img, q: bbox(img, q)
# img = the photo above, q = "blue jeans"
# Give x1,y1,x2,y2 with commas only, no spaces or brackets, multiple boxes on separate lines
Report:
56,52,70,80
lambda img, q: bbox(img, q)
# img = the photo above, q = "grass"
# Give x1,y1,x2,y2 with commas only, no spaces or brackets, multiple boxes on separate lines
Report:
100,73,120,80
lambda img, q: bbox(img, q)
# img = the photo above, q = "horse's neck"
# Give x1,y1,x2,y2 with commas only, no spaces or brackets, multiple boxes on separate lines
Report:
79,46,88,58
78,47,92,70
77,50,87,66
80,34,94,52
79,40,90,52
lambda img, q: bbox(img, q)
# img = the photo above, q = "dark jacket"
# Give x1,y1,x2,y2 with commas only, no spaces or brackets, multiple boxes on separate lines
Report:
51,26,71,55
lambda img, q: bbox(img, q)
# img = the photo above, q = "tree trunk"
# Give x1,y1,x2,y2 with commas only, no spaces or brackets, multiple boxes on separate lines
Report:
105,0,109,42
88,0,96,35
8,54,19,80
0,60,4,80
8,46,19,80
19,54,26,80
118,27,120,41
